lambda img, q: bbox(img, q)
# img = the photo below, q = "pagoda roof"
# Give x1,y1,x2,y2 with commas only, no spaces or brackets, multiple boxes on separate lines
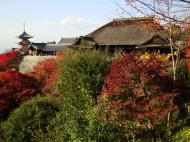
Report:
18,31,33,39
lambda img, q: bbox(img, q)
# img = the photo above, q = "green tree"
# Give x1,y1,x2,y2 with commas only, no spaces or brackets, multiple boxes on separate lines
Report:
46,50,113,141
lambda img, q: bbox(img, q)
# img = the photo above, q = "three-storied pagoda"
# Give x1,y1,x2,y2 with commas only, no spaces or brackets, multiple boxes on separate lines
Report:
17,25,33,54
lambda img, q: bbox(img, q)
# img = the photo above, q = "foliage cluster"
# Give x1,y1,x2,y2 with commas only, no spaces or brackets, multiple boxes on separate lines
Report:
27,58,59,96
1,97,60,142
102,52,177,141
46,50,114,141
0,69,40,120
0,51,21,71
0,50,190,142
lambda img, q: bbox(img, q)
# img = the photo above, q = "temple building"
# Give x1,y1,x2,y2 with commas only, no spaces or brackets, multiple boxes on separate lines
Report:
72,17,171,53
28,38,77,56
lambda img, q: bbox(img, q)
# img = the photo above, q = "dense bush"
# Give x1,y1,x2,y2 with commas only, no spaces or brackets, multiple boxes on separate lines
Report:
59,50,110,101
28,58,59,96
176,59,190,82
45,98,132,142
102,52,177,141
0,69,40,120
0,51,21,71
171,127,190,142
45,50,113,141
1,97,60,142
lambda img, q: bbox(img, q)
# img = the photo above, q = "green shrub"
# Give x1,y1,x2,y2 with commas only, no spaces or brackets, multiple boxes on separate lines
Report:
58,50,110,121
171,127,190,142
176,59,190,81
59,50,110,101
45,50,112,141
45,98,133,142
1,97,60,142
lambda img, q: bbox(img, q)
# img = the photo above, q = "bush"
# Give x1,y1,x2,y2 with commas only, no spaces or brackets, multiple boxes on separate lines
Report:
176,59,190,82
174,60,190,120
1,97,60,142
45,98,131,142
46,50,111,141
171,127,190,142
59,50,110,101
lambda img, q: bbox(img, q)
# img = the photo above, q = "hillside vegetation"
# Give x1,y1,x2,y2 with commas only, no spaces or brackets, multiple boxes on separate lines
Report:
0,50,190,142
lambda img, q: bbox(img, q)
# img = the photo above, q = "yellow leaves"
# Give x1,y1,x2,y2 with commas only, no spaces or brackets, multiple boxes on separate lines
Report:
139,52,150,61
163,51,178,61
186,129,190,137
139,51,179,62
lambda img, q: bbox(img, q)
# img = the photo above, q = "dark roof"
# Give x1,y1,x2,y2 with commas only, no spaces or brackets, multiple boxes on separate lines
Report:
47,41,56,44
58,38,77,45
87,17,168,46
28,42,69,52
136,34,169,49
18,31,33,39
29,43,47,50
43,44,68,51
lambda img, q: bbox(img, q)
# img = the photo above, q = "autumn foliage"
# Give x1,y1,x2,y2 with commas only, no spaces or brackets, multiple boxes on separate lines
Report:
102,52,176,130
28,58,59,96
0,69,40,120
0,51,21,71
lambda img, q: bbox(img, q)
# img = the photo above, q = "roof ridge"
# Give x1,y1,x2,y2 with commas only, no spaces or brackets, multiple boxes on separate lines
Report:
113,16,154,21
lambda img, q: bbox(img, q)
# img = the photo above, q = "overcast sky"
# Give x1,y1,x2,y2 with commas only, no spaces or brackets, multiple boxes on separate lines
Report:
0,0,129,52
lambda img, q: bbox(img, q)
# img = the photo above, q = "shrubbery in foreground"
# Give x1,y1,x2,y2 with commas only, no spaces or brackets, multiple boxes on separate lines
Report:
39,50,132,142
1,50,190,142
1,97,60,142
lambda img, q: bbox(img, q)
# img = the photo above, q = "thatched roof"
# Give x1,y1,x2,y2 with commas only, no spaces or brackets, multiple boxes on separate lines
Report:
86,17,168,47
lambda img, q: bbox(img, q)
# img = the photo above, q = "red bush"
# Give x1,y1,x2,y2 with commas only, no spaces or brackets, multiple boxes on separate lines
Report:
102,52,176,128
0,51,21,71
0,69,40,120
27,58,59,96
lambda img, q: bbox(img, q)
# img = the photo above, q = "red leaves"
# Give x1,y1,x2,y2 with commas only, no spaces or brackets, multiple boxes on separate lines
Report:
102,52,176,127
0,51,21,71
27,58,59,96
0,69,40,120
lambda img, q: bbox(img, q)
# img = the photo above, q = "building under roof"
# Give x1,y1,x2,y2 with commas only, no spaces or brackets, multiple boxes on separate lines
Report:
73,17,170,52
28,38,77,56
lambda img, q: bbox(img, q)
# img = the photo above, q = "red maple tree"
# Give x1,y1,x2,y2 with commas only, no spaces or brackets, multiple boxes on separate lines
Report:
102,52,177,139
0,69,40,120
0,51,21,71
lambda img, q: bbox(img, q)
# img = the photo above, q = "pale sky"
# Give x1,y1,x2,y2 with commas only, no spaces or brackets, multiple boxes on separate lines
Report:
0,0,129,52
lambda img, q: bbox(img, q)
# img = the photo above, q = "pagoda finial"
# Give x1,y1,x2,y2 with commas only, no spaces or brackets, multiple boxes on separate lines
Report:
23,21,25,32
